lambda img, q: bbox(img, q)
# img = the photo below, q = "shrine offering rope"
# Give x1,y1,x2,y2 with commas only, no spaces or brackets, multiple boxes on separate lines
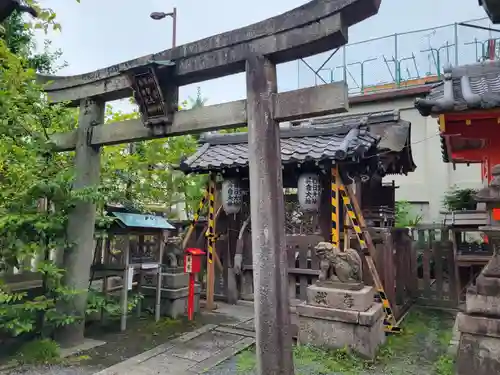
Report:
206,177,216,264
330,166,340,248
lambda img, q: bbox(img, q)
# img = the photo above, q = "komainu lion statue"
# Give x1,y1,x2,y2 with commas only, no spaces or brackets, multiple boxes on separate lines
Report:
314,242,363,283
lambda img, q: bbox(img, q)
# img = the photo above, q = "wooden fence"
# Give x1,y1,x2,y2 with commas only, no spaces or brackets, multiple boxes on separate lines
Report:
2,224,462,314
370,228,416,319
238,230,419,319
411,226,459,309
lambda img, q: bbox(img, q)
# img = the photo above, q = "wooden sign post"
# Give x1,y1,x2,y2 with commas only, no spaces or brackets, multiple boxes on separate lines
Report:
40,0,381,371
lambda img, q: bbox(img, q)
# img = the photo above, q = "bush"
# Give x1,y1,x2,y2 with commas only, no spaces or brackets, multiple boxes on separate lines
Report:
443,186,478,211
16,338,60,364
395,201,423,228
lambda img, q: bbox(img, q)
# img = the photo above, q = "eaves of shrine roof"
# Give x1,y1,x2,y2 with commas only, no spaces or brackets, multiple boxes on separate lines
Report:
415,59,500,116
177,110,415,175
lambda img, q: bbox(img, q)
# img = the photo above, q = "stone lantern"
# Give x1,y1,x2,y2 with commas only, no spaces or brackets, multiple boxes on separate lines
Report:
475,164,500,251
455,164,500,375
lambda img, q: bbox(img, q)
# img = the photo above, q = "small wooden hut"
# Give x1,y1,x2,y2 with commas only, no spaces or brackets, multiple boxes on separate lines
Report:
178,110,416,310
91,205,175,330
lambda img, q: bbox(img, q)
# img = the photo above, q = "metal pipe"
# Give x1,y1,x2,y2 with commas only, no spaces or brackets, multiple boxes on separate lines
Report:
342,45,347,83
458,22,500,33
394,34,400,87
171,7,177,48
343,16,488,48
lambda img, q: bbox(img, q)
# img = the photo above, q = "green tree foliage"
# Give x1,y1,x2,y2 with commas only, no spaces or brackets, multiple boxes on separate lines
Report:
101,99,207,219
394,201,423,228
188,87,207,109
0,1,107,338
2,11,63,73
0,33,81,335
0,1,208,340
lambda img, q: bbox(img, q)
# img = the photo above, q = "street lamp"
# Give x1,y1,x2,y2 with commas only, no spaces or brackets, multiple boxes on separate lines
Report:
150,7,177,48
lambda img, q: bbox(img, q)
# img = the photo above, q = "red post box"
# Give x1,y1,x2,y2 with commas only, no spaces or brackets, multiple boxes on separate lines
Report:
184,248,205,320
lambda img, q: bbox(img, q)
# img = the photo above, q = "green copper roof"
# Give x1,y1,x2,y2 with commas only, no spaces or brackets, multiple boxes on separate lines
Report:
111,212,175,230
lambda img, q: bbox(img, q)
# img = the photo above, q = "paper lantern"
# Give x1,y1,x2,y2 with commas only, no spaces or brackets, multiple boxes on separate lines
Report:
221,178,242,214
297,173,321,212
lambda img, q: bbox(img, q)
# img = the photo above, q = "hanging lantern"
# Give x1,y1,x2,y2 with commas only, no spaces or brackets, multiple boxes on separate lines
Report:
297,173,321,212
221,178,242,214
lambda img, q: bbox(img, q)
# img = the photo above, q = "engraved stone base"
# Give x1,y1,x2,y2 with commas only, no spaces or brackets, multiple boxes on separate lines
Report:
141,269,189,290
306,284,373,311
142,285,201,319
457,255,500,375
314,280,364,291
456,333,500,375
466,286,500,316
297,302,386,359
161,272,189,289
456,312,500,375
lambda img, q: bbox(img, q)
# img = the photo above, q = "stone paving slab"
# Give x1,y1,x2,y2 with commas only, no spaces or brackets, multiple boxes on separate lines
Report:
129,354,196,375
117,330,254,375
234,318,255,332
167,330,243,362
92,325,217,375
215,326,256,338
93,303,258,375
187,337,255,374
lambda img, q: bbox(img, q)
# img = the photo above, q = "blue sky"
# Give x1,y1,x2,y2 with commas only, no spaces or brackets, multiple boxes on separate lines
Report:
35,0,490,110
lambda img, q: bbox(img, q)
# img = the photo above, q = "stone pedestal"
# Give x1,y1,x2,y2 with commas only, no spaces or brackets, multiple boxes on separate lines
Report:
456,255,500,375
297,284,385,359
142,268,200,319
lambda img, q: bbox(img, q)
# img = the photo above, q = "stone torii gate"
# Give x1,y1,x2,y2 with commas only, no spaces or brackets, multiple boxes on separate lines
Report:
41,1,381,373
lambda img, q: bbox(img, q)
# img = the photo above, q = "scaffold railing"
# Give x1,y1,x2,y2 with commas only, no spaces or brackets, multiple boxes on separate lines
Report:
296,17,499,95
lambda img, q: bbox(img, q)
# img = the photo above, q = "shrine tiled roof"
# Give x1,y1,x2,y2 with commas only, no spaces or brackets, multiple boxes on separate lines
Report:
178,110,416,175
414,60,500,116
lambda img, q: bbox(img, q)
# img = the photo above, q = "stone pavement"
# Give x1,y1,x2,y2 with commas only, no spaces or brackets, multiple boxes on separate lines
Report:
93,303,256,375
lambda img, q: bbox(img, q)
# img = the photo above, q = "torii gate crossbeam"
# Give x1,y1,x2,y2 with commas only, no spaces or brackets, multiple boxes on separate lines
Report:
43,1,381,374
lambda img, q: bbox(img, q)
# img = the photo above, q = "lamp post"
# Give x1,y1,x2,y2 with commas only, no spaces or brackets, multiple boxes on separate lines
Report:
150,7,177,48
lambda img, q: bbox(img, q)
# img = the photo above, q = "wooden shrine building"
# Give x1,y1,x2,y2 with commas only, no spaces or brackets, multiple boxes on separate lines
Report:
415,61,499,297
177,110,416,306
415,61,500,183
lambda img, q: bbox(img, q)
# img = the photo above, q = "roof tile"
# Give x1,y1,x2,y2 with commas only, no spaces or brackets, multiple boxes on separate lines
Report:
415,60,500,116
179,111,415,174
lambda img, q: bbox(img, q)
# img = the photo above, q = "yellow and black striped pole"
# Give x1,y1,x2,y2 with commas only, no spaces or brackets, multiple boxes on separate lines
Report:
338,183,366,249
181,187,209,249
206,175,216,264
192,190,208,227
330,165,341,249
338,177,401,333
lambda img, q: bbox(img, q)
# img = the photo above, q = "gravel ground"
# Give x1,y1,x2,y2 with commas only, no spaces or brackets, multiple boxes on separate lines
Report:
2,365,96,375
0,312,235,375
204,308,456,375
0,308,454,375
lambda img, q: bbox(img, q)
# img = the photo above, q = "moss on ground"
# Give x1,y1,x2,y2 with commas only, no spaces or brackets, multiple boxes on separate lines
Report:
15,338,62,365
234,307,456,375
